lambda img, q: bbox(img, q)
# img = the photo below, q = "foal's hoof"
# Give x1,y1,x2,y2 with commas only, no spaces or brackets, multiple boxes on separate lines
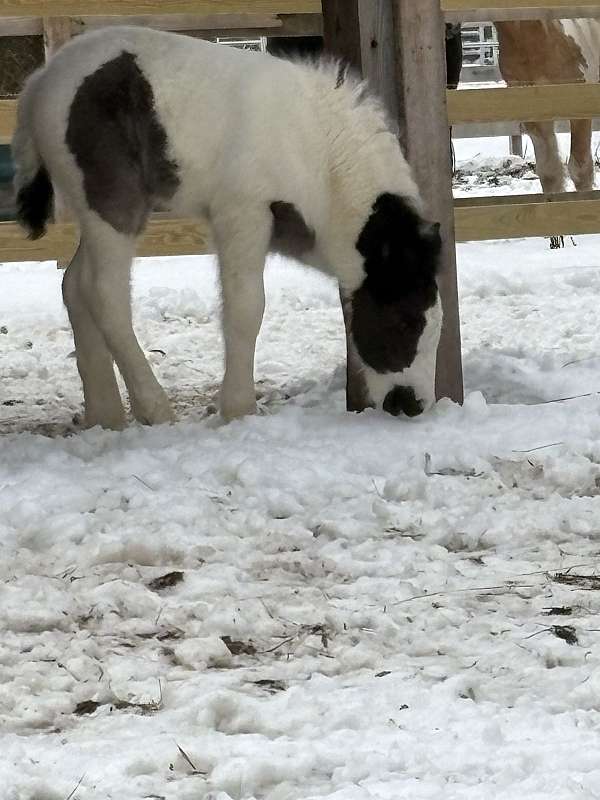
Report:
220,399,257,423
132,398,175,426
84,408,127,431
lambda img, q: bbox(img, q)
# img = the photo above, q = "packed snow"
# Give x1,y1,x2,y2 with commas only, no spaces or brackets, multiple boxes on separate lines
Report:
3,140,600,799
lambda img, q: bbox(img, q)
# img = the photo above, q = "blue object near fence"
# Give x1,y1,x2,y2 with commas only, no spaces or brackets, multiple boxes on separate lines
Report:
0,144,16,221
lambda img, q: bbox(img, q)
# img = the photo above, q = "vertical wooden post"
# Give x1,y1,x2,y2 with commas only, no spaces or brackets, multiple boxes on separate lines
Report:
43,16,72,226
322,0,371,412
510,132,523,157
323,0,401,411
392,0,463,403
323,0,463,408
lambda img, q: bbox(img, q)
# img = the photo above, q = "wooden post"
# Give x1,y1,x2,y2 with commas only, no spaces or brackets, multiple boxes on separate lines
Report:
43,16,72,226
322,0,371,412
392,0,463,403
323,0,463,408
322,0,401,411
510,132,523,157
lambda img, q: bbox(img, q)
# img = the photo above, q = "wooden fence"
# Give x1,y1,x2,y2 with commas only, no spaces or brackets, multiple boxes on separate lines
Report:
444,0,600,241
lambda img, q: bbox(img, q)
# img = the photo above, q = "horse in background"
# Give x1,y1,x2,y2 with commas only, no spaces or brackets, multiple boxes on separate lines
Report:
495,20,600,195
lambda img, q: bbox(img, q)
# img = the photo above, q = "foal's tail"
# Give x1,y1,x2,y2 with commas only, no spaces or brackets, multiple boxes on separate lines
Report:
12,72,54,240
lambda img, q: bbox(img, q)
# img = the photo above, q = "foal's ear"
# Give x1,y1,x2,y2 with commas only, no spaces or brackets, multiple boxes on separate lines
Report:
420,221,442,251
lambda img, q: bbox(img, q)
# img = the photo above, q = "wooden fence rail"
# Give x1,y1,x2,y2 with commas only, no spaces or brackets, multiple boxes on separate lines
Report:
448,83,600,124
441,0,600,11
0,0,319,16
4,188,600,263
0,12,322,36
0,218,211,262
5,82,600,144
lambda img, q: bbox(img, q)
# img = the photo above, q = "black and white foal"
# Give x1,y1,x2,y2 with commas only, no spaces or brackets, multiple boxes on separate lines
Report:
13,27,442,429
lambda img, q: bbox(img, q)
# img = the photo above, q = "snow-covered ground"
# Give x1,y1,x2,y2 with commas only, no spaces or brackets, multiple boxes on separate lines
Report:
3,144,600,799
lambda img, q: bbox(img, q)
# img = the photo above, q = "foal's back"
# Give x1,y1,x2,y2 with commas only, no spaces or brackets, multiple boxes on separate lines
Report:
26,27,328,224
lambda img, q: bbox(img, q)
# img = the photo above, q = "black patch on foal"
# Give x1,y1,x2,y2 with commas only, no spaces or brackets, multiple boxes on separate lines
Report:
16,165,54,240
66,51,179,236
352,193,441,374
269,201,316,259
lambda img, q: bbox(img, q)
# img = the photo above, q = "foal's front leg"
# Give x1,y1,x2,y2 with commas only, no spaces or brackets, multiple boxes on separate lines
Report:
214,209,270,422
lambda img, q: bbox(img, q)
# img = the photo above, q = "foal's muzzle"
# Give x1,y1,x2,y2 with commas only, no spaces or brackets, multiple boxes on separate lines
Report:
383,386,424,417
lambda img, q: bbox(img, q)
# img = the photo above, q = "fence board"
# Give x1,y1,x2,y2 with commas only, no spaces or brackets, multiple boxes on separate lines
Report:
0,219,213,262
4,193,600,259
455,191,600,241
0,0,320,16
6,85,599,145
442,0,600,9
0,99,17,143
448,83,600,125
445,6,600,21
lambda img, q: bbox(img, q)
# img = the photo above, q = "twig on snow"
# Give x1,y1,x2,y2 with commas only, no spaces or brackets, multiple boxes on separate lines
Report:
132,474,157,491
175,743,206,776
512,442,564,454
529,391,600,405
562,356,600,369
389,582,538,607
64,774,86,800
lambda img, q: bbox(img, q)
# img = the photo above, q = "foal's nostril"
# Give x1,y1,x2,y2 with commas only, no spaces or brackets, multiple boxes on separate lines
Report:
383,386,424,418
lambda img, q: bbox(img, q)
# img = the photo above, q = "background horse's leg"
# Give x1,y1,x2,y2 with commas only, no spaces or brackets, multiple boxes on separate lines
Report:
62,242,126,430
214,207,271,422
524,121,567,195
568,118,595,191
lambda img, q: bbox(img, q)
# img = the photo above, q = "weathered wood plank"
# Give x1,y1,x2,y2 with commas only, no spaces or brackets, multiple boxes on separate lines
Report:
0,219,213,263
7,84,600,144
0,12,322,35
455,188,600,207
0,99,17,143
442,0,600,9
0,15,40,32
322,0,370,413
0,0,320,17
357,0,399,128
71,12,322,36
448,83,600,125
445,6,600,22
5,194,600,261
394,0,464,404
42,13,69,52
455,193,600,241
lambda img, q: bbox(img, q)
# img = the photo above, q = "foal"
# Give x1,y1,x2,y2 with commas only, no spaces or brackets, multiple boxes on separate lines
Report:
13,28,442,429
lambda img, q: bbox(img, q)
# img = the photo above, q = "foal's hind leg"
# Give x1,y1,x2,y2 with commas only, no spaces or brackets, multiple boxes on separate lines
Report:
63,243,126,429
79,219,174,426
568,119,595,191
212,206,271,422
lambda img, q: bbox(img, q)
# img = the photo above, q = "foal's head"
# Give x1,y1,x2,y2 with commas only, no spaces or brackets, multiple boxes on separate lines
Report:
351,193,443,417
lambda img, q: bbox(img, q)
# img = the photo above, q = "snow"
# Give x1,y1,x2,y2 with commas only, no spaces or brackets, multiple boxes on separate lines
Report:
3,143,600,799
